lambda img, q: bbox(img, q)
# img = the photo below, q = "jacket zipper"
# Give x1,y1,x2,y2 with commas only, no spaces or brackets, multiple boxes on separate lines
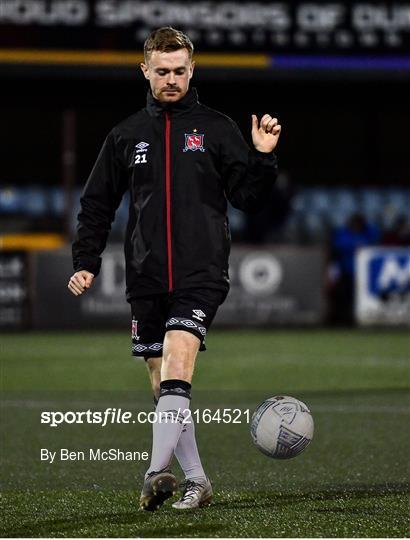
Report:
165,111,173,292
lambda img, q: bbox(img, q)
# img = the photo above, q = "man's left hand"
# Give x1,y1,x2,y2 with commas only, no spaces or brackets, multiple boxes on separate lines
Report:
251,114,282,153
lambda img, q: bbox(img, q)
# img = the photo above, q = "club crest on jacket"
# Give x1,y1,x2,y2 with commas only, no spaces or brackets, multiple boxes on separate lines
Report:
183,133,205,152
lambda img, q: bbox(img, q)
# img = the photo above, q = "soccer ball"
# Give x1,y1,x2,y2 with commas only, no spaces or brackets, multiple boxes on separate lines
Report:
250,395,314,459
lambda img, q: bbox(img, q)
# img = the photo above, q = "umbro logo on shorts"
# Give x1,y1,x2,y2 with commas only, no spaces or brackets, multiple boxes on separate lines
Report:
192,309,206,322
167,317,206,336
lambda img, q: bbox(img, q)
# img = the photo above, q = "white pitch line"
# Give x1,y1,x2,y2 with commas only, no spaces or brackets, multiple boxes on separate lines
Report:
312,404,410,414
267,356,410,368
0,400,149,409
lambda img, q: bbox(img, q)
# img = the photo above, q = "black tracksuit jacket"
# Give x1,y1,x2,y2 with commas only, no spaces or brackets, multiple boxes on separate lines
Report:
72,88,278,301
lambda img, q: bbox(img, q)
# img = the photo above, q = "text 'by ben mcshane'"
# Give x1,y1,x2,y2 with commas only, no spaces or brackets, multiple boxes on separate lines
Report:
40,448,149,463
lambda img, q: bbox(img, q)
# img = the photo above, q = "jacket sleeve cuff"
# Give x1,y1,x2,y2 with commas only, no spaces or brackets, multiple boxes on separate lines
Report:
252,150,277,165
73,255,101,277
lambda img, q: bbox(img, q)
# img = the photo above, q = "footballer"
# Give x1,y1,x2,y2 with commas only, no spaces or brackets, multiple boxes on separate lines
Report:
68,27,281,511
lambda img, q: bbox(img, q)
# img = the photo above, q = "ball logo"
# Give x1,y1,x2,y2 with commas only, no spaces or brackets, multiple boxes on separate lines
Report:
273,401,298,424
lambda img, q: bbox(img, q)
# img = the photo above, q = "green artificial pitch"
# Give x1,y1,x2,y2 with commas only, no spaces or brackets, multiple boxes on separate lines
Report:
1,329,409,537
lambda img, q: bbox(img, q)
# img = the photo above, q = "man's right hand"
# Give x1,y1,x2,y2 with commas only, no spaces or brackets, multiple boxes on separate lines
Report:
68,270,94,296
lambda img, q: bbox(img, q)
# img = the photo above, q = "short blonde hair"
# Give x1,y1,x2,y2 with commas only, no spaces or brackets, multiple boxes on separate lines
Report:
144,27,194,62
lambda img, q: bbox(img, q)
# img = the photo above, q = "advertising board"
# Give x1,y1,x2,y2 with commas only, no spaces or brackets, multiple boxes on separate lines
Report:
32,246,325,328
356,247,410,326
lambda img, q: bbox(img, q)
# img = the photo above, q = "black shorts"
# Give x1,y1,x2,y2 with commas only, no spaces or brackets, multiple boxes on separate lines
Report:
130,288,225,359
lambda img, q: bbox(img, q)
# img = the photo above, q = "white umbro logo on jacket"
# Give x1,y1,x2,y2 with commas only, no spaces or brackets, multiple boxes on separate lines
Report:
134,142,149,165
135,141,149,153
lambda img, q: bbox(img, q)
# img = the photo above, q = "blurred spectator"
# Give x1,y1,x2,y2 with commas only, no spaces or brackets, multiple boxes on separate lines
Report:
382,215,410,246
328,212,380,324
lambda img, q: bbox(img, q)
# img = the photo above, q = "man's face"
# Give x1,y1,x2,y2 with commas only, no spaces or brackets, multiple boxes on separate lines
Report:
140,49,195,103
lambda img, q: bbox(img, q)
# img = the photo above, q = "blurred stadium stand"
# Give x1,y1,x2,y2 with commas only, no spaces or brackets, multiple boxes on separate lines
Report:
1,0,409,329
1,185,408,245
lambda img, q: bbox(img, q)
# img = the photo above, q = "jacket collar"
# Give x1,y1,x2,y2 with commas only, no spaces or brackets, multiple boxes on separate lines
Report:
146,87,199,117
